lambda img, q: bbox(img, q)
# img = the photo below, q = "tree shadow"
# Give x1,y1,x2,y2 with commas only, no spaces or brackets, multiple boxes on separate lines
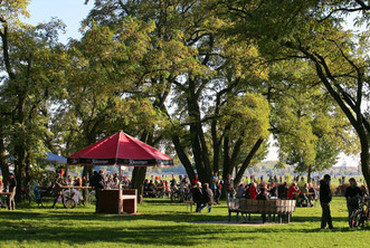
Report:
1,203,368,246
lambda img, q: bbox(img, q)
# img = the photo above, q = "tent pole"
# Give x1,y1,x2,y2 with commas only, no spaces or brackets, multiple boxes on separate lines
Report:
119,165,122,187
118,164,122,214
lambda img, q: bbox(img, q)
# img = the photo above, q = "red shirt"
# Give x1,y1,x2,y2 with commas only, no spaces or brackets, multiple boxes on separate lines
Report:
249,185,257,199
287,185,299,199
192,179,200,185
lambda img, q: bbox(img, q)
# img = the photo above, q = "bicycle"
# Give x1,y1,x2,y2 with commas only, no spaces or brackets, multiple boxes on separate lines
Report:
170,186,191,203
349,194,370,228
38,186,76,209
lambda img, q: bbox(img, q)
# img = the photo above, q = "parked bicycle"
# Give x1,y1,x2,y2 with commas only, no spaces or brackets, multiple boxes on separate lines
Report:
31,185,76,209
170,185,191,203
350,194,370,228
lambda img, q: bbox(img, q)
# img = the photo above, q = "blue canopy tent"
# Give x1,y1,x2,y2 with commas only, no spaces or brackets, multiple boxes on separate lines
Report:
45,152,67,164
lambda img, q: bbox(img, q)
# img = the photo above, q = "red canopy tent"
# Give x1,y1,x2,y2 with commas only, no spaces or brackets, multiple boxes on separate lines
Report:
67,131,173,167
66,131,173,214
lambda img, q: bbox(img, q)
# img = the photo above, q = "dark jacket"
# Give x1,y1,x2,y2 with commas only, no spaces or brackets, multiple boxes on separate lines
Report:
256,192,269,200
319,180,332,203
345,186,363,199
190,187,203,203
345,185,363,207
277,184,288,199
90,173,105,190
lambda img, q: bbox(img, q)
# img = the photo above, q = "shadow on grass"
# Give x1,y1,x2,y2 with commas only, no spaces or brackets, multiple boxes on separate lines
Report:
0,219,260,246
1,198,369,247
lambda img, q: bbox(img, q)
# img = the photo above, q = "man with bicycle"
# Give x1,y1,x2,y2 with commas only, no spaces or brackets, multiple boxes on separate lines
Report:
51,168,67,208
345,178,363,228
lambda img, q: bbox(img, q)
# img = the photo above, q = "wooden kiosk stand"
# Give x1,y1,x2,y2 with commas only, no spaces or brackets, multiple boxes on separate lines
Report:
96,189,137,214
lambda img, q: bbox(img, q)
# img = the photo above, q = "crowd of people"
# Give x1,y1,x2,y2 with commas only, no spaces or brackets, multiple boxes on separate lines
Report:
1,168,369,229
226,179,318,207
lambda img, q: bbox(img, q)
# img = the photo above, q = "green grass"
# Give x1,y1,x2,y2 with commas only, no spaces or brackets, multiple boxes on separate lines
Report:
0,197,369,248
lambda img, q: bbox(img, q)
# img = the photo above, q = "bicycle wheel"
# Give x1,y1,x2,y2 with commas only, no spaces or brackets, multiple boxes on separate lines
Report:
350,209,362,228
63,197,76,209
361,202,369,227
88,190,96,204
40,195,55,208
170,192,180,202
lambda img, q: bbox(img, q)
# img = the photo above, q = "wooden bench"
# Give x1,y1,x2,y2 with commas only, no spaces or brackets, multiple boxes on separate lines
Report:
227,198,296,223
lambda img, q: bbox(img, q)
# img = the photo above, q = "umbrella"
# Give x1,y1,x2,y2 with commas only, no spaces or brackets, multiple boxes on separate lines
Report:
45,152,67,164
67,131,173,214
67,131,173,167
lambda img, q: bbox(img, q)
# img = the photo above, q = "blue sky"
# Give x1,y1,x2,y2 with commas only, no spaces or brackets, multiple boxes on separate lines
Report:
23,0,94,44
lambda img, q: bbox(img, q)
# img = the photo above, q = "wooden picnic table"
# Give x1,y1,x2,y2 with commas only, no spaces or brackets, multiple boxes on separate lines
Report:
60,186,94,190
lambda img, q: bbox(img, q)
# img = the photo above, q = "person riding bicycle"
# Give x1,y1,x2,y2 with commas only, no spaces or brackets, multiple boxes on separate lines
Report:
345,178,363,228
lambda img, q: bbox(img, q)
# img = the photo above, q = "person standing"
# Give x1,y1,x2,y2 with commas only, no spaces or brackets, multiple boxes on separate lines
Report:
51,169,67,209
211,172,220,204
345,178,363,228
89,170,106,211
319,174,333,229
8,173,17,210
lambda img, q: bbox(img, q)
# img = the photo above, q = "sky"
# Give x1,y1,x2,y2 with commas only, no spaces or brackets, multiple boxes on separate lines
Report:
23,0,94,44
22,1,360,167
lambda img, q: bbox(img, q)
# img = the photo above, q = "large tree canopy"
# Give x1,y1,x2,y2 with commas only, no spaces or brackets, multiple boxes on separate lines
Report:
221,0,370,188
1,0,369,202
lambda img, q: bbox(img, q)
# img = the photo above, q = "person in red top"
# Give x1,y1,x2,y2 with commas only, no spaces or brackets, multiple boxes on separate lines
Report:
249,182,258,199
287,182,300,199
192,173,200,185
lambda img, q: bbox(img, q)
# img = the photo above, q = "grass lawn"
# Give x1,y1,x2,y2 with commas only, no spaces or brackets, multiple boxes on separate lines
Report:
0,197,369,248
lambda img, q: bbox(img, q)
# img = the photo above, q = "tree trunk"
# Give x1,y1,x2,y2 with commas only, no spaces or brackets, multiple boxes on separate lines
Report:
223,124,232,179
234,138,264,186
0,137,10,187
307,165,312,183
131,167,147,203
14,145,26,202
295,45,370,192
359,135,370,192
171,134,195,180
82,166,93,203
130,131,153,203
